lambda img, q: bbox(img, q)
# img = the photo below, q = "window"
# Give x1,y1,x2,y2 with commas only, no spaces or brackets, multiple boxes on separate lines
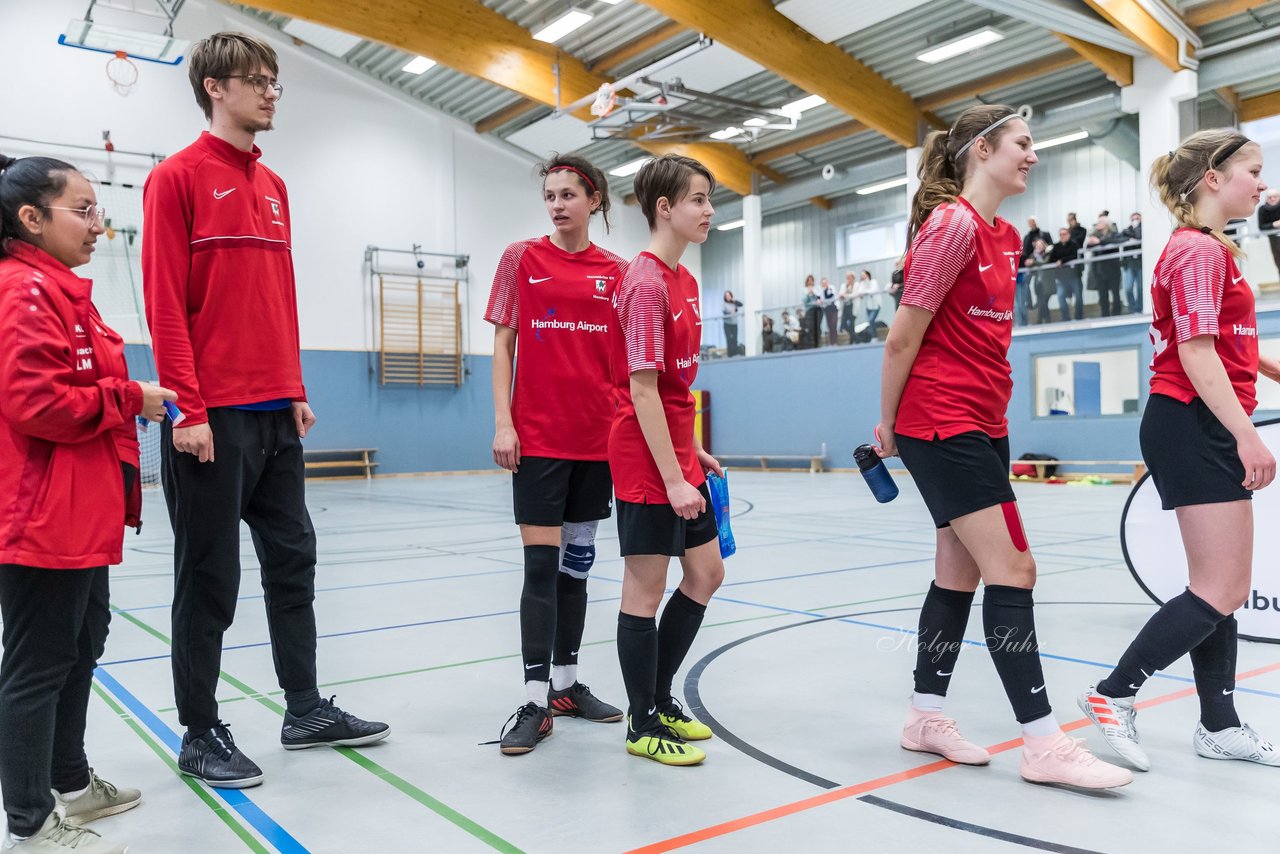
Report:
836,220,906,269
1034,349,1140,417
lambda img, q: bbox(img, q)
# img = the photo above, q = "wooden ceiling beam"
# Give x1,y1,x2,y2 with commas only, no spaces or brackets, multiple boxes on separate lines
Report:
750,120,866,164
1184,0,1271,29
915,51,1083,111
1240,90,1280,122
1054,33,1134,86
1082,0,1184,72
474,99,542,134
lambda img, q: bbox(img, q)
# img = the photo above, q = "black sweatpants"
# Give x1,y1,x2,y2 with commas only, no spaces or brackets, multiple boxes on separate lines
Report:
0,565,109,837
162,407,319,729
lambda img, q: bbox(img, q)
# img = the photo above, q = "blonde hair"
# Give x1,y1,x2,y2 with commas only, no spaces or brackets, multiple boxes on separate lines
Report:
1150,128,1255,259
188,32,279,121
907,104,1020,244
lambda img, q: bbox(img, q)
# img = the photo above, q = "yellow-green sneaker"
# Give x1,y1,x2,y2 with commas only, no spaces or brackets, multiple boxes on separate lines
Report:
626,718,705,766
658,700,712,741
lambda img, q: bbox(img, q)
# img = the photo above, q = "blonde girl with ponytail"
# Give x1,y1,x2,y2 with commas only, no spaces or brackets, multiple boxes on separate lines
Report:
1080,130,1280,771
874,104,1133,790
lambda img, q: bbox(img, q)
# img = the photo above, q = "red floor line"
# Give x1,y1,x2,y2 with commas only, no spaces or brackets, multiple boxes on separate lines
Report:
626,660,1280,854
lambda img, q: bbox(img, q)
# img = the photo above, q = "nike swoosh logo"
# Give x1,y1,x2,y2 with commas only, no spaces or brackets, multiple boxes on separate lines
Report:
212,188,236,200
1232,275,1245,284
1030,685,1045,694
647,706,656,715
524,664,538,670
570,650,579,656
1223,688,1235,695
978,263,994,272
673,310,683,321
1129,684,1141,690
529,276,553,284
936,670,953,677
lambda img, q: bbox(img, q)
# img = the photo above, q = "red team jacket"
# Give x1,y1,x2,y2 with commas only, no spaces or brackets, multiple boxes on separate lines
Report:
0,241,143,569
142,132,306,426
485,236,626,460
1148,228,1258,414
896,198,1022,440
609,252,705,504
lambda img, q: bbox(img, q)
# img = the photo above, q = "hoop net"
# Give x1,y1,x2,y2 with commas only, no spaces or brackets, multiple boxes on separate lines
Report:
590,83,617,118
106,51,139,97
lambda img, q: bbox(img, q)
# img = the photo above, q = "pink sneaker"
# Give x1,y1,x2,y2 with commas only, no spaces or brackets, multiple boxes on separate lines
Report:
901,707,991,765
1021,731,1133,789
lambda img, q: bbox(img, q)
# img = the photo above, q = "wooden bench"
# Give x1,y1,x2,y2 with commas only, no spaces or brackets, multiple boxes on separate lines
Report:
1011,459,1146,484
717,443,828,473
304,448,379,480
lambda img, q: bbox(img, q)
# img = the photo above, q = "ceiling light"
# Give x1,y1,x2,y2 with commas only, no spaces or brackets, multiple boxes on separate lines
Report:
781,94,826,117
917,27,1004,64
609,157,650,177
597,0,625,4
402,56,436,74
532,10,593,43
1032,130,1090,150
710,126,741,140
743,117,769,127
856,176,909,195
716,220,745,231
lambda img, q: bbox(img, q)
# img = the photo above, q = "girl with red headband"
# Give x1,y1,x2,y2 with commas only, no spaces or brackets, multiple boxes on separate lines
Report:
485,154,628,755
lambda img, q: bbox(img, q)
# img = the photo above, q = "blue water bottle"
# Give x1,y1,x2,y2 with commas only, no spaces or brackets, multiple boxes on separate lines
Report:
854,444,898,503
705,472,737,558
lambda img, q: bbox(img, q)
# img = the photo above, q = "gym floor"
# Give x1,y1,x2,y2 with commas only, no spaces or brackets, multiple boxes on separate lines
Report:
81,471,1279,853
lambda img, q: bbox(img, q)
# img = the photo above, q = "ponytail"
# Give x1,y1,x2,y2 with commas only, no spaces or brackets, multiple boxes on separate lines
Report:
1150,129,1254,259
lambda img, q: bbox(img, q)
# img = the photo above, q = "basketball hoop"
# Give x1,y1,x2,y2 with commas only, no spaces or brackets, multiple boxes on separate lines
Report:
590,83,617,118
106,50,139,97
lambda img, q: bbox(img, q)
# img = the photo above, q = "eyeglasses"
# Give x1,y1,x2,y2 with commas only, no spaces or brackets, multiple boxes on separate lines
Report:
45,204,106,227
224,74,284,99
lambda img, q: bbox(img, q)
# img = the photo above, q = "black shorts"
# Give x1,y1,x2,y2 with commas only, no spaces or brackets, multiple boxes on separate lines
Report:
896,431,1015,528
617,483,718,557
512,457,613,527
1141,393,1251,510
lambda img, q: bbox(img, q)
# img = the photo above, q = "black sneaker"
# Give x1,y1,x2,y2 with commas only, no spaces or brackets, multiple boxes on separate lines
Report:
178,724,264,789
548,682,624,722
499,702,552,755
280,696,390,750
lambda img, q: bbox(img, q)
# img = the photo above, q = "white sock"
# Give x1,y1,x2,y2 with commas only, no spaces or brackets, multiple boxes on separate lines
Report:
525,679,549,707
551,664,577,692
1021,712,1060,739
911,692,945,713
57,784,90,802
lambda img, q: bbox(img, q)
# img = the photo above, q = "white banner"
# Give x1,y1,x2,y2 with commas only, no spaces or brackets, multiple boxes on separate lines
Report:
1121,418,1280,643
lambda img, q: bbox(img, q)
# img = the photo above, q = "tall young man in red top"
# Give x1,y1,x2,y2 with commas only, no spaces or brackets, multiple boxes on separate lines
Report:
876,105,1131,789
143,32,387,790
0,154,175,853
486,154,627,755
611,155,724,767
1081,130,1280,771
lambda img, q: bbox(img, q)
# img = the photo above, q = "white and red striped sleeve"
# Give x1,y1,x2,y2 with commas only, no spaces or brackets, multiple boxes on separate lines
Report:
902,205,977,314
485,241,527,330
619,266,669,373
1166,237,1227,342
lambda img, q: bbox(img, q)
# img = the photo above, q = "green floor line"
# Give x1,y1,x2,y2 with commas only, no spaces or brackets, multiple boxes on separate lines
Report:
90,682,268,854
112,609,524,854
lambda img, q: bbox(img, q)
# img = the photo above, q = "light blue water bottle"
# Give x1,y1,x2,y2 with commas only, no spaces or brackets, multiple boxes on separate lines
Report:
854,444,899,503
705,472,736,558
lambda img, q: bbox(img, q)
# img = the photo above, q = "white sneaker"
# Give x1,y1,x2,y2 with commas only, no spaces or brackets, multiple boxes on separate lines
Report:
1077,686,1150,771
2,812,126,853
1194,723,1280,766
54,770,141,823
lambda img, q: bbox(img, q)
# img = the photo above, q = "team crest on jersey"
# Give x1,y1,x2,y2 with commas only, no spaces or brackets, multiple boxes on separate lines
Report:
589,275,613,301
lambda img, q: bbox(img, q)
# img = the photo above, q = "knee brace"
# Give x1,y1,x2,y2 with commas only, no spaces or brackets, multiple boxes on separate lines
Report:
560,520,598,579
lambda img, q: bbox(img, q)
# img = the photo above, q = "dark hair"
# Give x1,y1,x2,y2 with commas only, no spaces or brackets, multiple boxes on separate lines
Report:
907,104,1021,244
1151,127,1256,259
861,269,871,278
188,32,279,121
539,153,611,233
633,154,715,230
0,154,78,258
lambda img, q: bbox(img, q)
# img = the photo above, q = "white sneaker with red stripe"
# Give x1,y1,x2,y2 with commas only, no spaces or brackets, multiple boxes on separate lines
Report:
900,706,990,765
1077,686,1150,771
1021,731,1133,789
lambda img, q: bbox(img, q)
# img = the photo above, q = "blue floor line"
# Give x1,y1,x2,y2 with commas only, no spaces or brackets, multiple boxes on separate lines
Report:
93,667,309,854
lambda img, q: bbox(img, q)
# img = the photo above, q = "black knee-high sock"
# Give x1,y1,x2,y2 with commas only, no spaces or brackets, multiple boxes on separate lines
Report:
1097,590,1224,699
913,583,975,696
1190,614,1241,732
553,572,589,668
654,590,707,709
617,612,659,731
983,585,1052,724
519,545,560,684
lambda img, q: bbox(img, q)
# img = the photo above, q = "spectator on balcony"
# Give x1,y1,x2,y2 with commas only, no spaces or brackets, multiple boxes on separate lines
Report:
801,277,821,348
1121,212,1143,313
1050,227,1083,322
838,271,856,342
819,276,839,346
721,289,743,356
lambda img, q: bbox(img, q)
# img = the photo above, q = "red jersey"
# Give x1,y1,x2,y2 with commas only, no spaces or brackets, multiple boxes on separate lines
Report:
1148,228,1258,414
608,252,704,503
485,237,626,459
0,241,144,569
896,198,1021,440
142,132,306,428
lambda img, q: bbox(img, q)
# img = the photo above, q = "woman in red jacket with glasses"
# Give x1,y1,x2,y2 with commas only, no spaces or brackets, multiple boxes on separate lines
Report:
0,153,174,854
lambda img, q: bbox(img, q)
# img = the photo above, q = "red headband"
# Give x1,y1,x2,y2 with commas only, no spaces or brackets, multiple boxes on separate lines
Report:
547,165,597,194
